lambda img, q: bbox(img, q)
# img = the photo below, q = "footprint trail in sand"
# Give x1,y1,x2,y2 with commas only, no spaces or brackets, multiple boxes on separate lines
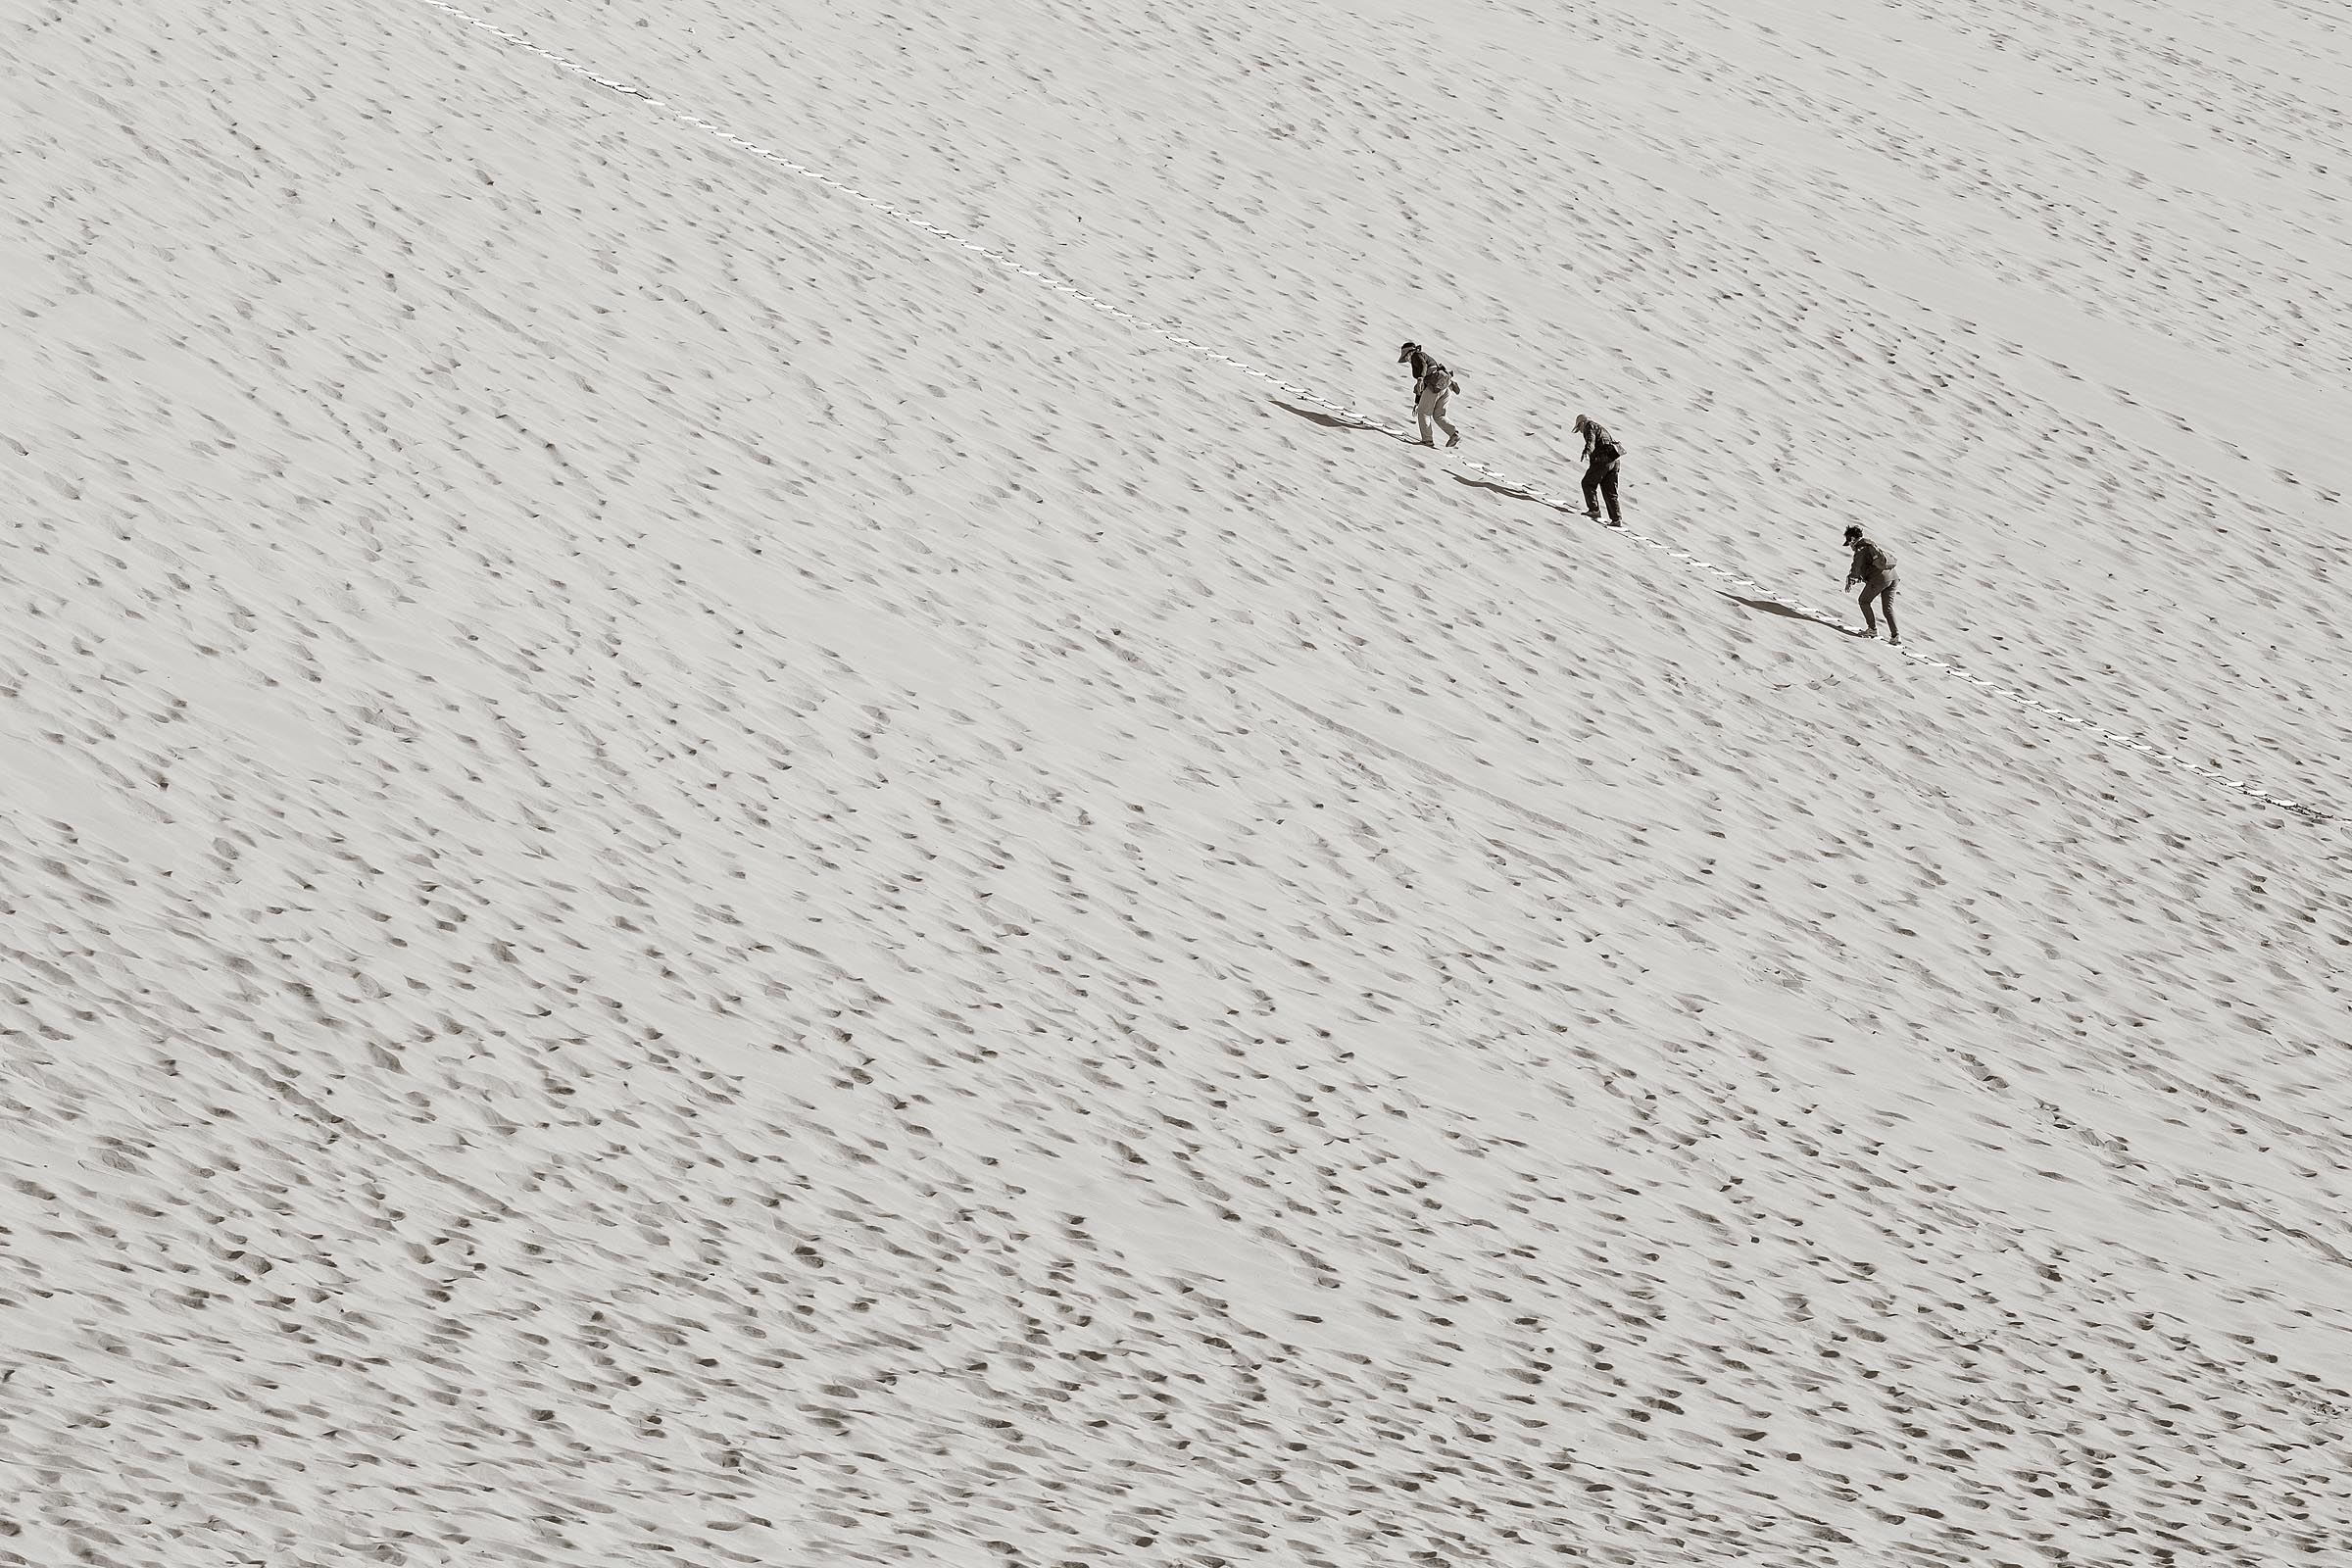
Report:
5,0,2350,1564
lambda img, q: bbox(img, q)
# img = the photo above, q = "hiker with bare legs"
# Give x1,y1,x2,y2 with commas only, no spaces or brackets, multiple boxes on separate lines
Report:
1574,414,1623,525
1398,341,1461,447
1844,525,1901,644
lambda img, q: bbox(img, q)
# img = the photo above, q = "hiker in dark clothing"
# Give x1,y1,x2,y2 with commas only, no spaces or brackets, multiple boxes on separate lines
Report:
1573,415,1623,525
1843,525,1901,644
1398,341,1461,447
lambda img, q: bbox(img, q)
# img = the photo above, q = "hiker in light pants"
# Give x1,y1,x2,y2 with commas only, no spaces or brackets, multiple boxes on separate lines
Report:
1399,341,1461,447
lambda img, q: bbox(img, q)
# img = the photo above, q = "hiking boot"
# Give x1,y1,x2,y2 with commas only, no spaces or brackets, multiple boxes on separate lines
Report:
1446,433,1461,447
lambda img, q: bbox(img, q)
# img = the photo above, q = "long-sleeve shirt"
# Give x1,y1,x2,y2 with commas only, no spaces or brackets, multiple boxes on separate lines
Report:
1580,421,1622,462
1407,350,1455,396
1847,538,1895,585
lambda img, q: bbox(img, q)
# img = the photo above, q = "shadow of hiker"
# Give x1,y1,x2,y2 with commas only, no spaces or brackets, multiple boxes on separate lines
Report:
1270,400,1411,442
1452,473,1590,515
1723,592,1846,633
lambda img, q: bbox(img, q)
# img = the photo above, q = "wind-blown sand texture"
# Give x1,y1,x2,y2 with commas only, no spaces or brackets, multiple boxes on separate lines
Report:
6,0,2351,1563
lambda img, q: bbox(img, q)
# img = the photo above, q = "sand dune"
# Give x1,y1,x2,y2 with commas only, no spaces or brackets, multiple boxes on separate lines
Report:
5,0,2350,1563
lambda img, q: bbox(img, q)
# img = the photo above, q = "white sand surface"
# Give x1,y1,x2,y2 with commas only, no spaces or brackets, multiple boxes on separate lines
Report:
5,0,2350,1563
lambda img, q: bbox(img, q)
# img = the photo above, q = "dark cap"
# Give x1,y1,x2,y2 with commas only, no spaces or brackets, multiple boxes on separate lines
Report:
1398,342,1419,361
1843,525,1864,542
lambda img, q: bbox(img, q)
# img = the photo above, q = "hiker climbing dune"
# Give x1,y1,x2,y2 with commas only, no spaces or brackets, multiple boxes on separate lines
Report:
1844,524,1901,645
1573,414,1624,526
1398,341,1462,447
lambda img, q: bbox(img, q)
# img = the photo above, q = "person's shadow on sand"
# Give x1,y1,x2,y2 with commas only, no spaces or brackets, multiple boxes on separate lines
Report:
1451,473,1598,518
1270,400,1416,443
1723,593,1851,634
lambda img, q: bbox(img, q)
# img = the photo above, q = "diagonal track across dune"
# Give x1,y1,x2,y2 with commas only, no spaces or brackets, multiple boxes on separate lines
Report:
402,0,2333,829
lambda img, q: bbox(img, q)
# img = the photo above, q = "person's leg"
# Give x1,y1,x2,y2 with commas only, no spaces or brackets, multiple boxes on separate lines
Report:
1434,391,1459,445
1857,581,1884,635
1881,581,1899,644
1582,460,1604,517
1415,390,1437,445
1599,459,1621,524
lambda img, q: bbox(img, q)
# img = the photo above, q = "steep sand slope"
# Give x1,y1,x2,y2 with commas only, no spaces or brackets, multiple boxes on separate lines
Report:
5,0,2349,1564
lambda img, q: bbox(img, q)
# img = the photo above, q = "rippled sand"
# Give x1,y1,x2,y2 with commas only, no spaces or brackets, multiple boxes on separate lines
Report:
6,0,2349,1563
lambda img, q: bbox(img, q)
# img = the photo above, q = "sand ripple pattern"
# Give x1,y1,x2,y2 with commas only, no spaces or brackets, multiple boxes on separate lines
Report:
402,0,2332,826
6,1,2351,1566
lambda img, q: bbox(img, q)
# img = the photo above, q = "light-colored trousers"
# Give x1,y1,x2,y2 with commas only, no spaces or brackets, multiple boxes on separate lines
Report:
1416,386,1458,444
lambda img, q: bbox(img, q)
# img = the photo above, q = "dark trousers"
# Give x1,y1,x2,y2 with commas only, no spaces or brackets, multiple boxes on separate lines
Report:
1859,575,1899,641
1582,453,1621,523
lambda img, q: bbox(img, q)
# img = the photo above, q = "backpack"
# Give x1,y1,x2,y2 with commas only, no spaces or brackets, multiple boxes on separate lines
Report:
1855,539,1894,578
1419,362,1457,397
